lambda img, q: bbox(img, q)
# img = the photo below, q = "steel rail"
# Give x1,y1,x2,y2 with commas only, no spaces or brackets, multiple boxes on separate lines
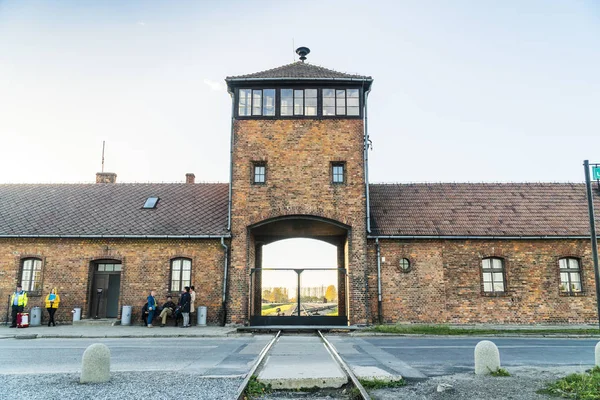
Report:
317,330,370,400
235,330,281,400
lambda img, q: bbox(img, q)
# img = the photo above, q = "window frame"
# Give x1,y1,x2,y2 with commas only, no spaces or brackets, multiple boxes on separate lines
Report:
238,88,276,117
398,258,412,273
331,162,346,185
252,162,267,185
235,86,362,119
170,257,192,293
481,257,507,296
322,88,360,117
558,257,583,295
20,257,43,296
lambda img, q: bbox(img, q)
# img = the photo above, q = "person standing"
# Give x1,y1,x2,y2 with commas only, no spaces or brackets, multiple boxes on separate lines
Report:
10,285,28,328
44,288,60,326
146,290,157,328
179,286,191,328
189,285,196,325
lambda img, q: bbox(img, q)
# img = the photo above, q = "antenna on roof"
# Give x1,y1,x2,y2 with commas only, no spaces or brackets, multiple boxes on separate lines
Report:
296,46,310,62
101,141,105,173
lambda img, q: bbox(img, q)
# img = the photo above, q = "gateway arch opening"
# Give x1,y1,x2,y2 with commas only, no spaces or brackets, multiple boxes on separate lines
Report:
248,216,349,326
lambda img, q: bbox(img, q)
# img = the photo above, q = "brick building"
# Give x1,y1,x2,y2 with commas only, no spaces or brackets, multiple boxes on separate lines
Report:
1,49,599,326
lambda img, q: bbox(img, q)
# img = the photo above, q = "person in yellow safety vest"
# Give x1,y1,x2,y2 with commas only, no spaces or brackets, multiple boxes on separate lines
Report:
44,288,60,327
10,284,28,328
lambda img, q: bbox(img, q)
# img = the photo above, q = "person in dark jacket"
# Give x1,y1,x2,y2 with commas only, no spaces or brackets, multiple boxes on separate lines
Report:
158,296,177,327
146,290,157,328
179,287,191,328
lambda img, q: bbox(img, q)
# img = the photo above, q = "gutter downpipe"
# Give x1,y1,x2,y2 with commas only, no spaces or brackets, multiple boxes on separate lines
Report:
220,237,229,326
363,84,373,325
376,238,382,324
227,88,235,232
364,86,372,235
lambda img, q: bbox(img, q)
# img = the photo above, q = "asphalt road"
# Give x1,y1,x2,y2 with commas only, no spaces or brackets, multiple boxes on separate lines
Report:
0,337,271,375
359,337,598,376
0,335,596,379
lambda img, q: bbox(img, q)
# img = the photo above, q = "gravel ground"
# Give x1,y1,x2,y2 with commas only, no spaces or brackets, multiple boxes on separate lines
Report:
0,372,243,400
1,366,590,400
370,366,590,400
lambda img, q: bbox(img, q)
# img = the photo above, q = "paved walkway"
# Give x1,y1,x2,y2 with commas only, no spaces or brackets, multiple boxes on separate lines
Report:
1,322,598,340
0,324,238,339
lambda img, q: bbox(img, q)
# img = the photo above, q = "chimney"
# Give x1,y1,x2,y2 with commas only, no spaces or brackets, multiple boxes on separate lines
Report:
96,172,117,184
185,173,195,184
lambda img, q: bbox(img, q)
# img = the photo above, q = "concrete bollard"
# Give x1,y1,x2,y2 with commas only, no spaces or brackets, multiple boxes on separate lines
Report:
474,340,501,375
596,342,600,367
80,343,111,383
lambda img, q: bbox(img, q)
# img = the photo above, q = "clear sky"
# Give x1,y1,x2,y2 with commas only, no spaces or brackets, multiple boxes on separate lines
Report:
1,0,599,184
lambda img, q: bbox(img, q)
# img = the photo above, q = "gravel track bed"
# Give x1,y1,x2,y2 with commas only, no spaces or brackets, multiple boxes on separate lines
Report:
0,372,242,400
258,366,592,399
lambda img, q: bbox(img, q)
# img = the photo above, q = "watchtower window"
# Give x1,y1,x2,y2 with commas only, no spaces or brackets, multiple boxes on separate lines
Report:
253,162,266,184
281,89,317,116
331,162,345,184
239,89,275,116
323,88,359,116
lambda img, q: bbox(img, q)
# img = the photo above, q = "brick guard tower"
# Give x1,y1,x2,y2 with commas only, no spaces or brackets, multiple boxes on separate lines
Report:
225,48,373,325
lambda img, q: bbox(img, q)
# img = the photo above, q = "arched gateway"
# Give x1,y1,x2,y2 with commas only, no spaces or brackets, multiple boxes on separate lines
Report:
225,48,373,326
248,216,350,325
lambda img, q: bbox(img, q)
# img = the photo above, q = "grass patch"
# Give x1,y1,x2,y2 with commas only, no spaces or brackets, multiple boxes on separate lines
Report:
488,367,510,377
243,375,271,399
261,303,283,311
537,367,600,399
359,377,407,389
366,324,600,336
261,303,294,316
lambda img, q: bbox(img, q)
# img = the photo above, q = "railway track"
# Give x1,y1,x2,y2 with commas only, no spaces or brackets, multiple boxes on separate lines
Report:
234,329,370,399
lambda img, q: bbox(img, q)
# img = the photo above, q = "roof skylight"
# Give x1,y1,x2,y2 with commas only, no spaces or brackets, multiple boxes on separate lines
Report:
142,196,159,209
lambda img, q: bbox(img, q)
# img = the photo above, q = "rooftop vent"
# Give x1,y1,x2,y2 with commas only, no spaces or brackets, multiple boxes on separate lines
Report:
296,46,310,62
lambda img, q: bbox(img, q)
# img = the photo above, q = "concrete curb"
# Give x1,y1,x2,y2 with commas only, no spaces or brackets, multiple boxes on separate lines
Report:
349,332,600,339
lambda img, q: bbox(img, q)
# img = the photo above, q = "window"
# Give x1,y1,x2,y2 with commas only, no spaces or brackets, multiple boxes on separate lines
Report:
323,88,360,116
97,263,122,272
559,258,582,294
281,89,317,116
21,258,42,294
399,258,411,272
253,162,266,184
142,197,159,209
170,258,191,292
332,162,345,184
481,257,506,294
238,89,275,116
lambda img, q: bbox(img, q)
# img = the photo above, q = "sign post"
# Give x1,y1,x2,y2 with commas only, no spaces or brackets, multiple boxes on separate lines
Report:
583,160,600,330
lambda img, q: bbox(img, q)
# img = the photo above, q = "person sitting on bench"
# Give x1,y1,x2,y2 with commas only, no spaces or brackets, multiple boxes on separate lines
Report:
158,296,177,327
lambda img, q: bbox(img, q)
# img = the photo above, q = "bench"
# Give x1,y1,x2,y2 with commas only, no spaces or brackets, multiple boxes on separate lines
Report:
140,304,181,326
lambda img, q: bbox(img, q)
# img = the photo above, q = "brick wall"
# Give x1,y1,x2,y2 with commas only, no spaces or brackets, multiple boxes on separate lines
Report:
367,239,598,324
229,119,368,324
0,238,226,325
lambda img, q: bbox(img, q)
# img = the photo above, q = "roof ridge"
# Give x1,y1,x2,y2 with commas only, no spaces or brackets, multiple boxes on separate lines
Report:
369,182,584,186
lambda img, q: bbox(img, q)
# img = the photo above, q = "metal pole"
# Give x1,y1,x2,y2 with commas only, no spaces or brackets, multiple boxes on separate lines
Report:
297,270,301,317
583,160,600,330
5,295,10,326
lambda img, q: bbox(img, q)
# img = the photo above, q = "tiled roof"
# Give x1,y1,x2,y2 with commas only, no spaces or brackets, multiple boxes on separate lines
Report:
2,182,598,238
226,61,372,81
0,183,229,237
369,183,600,237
